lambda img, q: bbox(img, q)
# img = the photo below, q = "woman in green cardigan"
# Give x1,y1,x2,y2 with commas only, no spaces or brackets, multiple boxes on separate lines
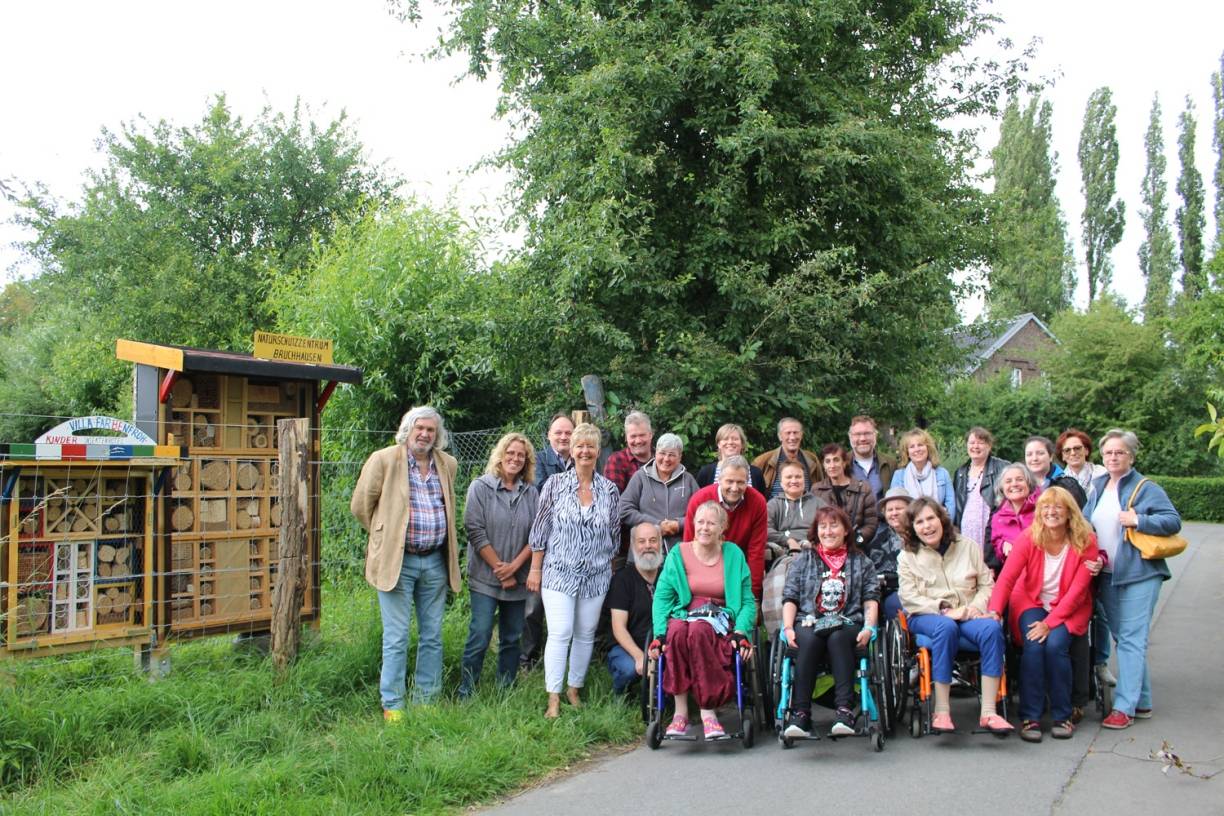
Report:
649,500,756,740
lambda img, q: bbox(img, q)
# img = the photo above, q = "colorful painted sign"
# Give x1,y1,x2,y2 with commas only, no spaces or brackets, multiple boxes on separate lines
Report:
8,416,181,461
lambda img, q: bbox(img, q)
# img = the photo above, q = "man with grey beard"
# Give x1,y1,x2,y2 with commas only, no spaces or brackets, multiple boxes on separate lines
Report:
604,522,663,694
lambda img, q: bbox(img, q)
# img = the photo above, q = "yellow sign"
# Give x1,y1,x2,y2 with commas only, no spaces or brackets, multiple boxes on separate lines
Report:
252,331,334,365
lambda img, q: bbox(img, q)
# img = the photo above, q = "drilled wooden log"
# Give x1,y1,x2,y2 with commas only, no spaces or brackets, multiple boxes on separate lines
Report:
72,515,90,533
235,512,252,530
98,544,117,562
236,462,260,490
174,466,193,491
103,515,121,532
200,460,230,491
96,592,115,617
251,433,269,449
269,502,282,527
170,378,193,406
17,595,50,636
98,563,113,578
171,505,195,532
200,498,228,524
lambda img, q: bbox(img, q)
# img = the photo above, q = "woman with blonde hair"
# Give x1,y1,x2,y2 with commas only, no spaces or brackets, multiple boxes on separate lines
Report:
889,428,956,519
460,432,539,697
528,422,620,718
695,422,768,495
989,487,1100,742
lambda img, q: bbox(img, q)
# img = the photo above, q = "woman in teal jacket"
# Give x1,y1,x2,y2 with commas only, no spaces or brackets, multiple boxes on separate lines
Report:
1083,429,1181,730
650,500,756,740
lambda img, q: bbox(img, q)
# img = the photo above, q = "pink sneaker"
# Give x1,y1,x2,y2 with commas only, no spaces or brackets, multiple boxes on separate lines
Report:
664,715,689,737
979,714,1013,735
701,714,726,739
931,712,955,733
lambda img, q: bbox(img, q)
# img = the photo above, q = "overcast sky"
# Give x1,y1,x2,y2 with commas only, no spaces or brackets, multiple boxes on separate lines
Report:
1,1,1221,320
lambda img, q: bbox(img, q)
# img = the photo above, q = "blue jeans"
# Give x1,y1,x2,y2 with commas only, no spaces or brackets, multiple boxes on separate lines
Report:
378,550,448,709
460,590,526,695
1091,595,1112,665
1097,573,1161,715
909,613,1005,684
1017,608,1072,721
607,644,641,693
883,591,903,621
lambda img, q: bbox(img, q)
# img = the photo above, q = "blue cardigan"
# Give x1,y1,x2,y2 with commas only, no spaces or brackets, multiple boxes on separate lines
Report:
1084,469,1181,587
890,465,957,520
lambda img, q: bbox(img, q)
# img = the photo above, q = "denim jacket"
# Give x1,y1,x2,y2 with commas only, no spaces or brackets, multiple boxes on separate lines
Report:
1085,469,1181,587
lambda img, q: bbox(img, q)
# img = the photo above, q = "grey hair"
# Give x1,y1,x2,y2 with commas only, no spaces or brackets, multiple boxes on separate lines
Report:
624,410,652,432
655,432,683,452
777,416,803,434
994,463,1037,503
631,521,663,541
395,406,449,450
1099,428,1140,458
721,454,750,474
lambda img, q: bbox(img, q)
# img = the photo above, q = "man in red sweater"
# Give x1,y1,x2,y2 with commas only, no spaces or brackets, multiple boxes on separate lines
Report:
683,455,767,599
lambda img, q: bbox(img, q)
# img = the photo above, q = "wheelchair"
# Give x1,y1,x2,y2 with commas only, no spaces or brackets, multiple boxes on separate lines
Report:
769,623,887,752
644,626,769,749
1080,606,1114,719
898,610,1010,738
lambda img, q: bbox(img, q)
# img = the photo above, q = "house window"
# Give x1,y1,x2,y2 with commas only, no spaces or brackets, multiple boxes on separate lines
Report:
1011,367,1022,388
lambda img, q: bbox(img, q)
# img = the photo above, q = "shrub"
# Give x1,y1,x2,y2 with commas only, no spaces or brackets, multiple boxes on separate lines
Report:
1145,476,1224,522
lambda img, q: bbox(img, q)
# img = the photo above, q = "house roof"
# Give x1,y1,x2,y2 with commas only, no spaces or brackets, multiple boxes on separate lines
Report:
116,339,363,384
956,313,1058,375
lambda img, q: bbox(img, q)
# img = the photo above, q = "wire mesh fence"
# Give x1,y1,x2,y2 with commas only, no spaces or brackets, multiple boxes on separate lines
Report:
0,412,511,680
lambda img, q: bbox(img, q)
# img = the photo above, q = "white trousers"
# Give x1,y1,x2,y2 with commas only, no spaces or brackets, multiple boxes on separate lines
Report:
540,587,606,693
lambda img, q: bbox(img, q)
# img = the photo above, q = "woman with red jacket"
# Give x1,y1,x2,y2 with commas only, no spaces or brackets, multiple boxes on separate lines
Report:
989,486,1100,743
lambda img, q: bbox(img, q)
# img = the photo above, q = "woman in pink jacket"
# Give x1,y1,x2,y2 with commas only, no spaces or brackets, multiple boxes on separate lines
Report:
989,487,1100,743
988,464,1040,574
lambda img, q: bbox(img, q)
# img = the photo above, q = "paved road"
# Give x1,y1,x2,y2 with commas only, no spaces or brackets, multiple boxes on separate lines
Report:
486,523,1224,816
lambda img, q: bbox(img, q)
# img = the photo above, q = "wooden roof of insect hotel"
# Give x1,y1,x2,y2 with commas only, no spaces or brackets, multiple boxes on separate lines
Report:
116,339,363,384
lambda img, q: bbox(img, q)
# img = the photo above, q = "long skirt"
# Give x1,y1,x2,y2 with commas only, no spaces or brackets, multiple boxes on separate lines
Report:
662,617,735,709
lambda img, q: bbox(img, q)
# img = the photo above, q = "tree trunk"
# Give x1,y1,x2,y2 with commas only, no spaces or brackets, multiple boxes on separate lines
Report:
271,418,309,673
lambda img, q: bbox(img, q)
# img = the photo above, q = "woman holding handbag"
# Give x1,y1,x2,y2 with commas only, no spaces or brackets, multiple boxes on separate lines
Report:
1083,429,1183,730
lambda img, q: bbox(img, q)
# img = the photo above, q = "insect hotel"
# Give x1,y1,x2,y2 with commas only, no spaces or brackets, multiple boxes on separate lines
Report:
116,338,361,644
0,417,182,658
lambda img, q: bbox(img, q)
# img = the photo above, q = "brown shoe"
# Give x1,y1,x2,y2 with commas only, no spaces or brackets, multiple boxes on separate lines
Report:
1070,706,1084,724
1019,720,1042,743
1051,720,1075,739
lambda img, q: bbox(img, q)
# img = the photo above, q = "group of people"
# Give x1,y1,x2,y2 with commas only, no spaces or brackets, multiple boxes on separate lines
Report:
351,406,1181,742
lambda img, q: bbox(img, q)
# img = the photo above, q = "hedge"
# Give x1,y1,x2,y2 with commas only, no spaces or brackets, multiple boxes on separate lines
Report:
1144,476,1224,523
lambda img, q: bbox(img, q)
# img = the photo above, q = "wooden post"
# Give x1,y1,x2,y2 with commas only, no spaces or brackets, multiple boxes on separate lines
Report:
271,418,309,672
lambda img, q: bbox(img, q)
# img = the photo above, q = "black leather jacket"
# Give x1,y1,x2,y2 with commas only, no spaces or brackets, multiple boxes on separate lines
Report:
952,456,1010,526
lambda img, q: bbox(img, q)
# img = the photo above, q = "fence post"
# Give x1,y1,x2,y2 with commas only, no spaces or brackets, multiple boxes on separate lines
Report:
271,418,309,672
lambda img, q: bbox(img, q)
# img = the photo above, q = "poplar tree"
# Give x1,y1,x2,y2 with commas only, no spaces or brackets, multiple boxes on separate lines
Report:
1079,87,1125,301
1212,52,1224,257
1176,97,1206,298
987,95,1074,321
1138,95,1175,321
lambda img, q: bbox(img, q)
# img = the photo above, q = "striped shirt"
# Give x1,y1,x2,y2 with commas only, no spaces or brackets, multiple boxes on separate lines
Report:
406,453,447,552
529,469,620,598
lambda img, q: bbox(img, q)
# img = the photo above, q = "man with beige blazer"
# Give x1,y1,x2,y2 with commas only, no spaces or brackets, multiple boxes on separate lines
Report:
351,405,460,720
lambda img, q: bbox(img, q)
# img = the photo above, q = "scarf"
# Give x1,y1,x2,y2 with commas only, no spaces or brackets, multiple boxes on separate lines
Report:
903,461,938,499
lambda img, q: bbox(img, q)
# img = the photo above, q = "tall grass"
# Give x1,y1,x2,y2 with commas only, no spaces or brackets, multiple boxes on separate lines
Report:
0,580,639,814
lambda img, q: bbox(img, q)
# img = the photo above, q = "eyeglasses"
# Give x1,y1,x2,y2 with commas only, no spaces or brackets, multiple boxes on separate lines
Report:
1061,445,1084,454
1101,449,1131,457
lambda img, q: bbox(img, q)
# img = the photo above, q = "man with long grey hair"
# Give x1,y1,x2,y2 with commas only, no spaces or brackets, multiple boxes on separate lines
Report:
352,405,459,722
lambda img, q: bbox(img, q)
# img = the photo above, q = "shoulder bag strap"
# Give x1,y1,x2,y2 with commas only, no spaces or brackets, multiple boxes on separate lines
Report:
1124,477,1150,511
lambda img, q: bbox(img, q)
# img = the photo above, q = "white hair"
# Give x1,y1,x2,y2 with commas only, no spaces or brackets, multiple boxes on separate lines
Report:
395,405,449,450
655,432,683,452
624,410,652,433
1099,428,1140,458
721,454,750,474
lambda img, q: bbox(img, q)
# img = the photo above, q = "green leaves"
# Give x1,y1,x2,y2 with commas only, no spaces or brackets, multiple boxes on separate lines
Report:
1078,86,1125,302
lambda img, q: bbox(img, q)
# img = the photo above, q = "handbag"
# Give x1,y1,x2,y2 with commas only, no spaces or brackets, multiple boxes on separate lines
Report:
1124,478,1189,559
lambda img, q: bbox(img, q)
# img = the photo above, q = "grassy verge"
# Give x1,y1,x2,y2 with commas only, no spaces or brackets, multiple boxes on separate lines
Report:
0,580,640,814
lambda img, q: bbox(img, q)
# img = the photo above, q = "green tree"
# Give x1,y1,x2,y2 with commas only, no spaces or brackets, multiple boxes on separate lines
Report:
1176,97,1207,299
1078,86,1126,302
434,0,1021,448
1212,51,1224,262
4,96,393,438
1138,95,1175,322
986,95,1074,322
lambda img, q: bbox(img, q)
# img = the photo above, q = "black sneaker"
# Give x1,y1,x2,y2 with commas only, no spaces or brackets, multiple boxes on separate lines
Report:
830,707,856,737
783,710,812,739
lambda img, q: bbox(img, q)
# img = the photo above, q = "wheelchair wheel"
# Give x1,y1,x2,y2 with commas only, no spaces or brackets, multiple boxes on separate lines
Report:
910,706,923,738
870,636,892,737
646,720,662,750
888,619,909,728
741,717,755,749
871,728,885,752
769,633,787,733
1098,674,1114,717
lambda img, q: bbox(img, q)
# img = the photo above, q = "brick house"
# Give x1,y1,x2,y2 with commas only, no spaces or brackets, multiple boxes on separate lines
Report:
957,313,1059,385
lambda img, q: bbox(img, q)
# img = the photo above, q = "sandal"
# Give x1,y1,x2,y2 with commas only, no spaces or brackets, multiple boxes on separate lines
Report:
701,714,726,739
979,714,1014,735
664,715,690,737
1051,720,1075,739
1019,720,1042,743
931,712,955,734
